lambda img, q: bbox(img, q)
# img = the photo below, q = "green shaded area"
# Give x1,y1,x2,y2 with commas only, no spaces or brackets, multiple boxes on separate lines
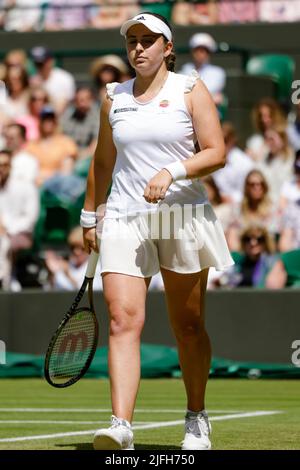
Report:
0,378,299,449
1,344,300,379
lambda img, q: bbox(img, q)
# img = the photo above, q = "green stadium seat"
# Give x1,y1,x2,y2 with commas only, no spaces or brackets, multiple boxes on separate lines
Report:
246,54,295,102
281,250,300,287
73,156,92,179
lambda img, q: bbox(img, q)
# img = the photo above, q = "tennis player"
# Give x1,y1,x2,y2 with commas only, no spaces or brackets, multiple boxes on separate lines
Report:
81,12,234,450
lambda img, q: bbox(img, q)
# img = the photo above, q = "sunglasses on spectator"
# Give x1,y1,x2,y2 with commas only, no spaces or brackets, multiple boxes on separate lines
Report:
242,235,265,244
247,181,264,187
31,96,46,102
70,244,85,251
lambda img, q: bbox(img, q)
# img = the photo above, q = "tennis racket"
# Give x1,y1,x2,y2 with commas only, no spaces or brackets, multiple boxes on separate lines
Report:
44,250,99,388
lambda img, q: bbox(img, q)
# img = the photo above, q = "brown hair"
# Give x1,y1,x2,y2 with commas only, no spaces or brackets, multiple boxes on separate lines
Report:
252,97,286,134
222,122,237,146
202,175,223,205
140,12,176,72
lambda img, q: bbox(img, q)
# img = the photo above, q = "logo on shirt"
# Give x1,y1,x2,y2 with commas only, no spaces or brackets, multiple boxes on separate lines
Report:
114,107,138,114
159,100,170,108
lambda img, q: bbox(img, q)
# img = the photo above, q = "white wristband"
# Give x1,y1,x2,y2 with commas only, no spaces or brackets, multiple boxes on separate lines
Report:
163,161,187,181
80,209,97,228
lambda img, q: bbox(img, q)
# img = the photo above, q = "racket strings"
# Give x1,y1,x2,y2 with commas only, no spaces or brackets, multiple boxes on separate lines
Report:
48,310,97,384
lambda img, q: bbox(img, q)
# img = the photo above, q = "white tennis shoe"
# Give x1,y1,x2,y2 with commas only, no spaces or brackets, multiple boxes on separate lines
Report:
93,415,134,450
181,410,212,450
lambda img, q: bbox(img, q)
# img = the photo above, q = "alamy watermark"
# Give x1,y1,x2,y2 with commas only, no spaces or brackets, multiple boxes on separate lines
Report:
0,340,6,365
291,340,300,367
0,80,6,105
291,80,300,105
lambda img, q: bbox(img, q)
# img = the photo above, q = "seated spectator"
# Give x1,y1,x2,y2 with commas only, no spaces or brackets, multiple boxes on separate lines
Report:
172,0,218,25
265,249,300,289
257,126,294,204
0,148,39,289
287,102,300,151
246,98,287,162
3,123,39,183
4,49,28,70
30,46,76,114
227,170,278,251
3,0,41,32
44,0,92,31
221,225,277,288
202,175,235,236
213,122,253,203
60,87,100,159
16,86,50,141
279,149,300,212
44,226,103,291
259,0,300,23
90,55,129,102
278,200,300,252
179,33,225,105
3,65,30,121
90,0,139,29
218,0,258,23
26,105,78,186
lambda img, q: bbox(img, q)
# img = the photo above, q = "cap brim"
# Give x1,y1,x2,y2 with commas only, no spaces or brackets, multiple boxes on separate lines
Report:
120,19,163,37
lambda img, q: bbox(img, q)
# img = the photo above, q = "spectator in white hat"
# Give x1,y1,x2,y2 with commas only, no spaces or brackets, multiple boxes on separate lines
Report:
180,32,226,105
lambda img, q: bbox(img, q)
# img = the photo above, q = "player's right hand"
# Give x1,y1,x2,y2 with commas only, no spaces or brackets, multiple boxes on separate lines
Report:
83,227,98,254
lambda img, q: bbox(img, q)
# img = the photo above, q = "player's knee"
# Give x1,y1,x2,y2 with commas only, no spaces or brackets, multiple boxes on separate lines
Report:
109,305,144,337
173,319,206,343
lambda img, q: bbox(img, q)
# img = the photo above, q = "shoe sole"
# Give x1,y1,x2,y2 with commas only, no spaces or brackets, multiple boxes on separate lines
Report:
93,434,134,450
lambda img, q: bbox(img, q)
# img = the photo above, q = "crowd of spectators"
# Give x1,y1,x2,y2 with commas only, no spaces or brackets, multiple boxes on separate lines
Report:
1,1,300,32
0,22,300,291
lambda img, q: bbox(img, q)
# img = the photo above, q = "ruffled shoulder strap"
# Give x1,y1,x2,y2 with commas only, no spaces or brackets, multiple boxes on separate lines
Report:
184,70,200,93
106,82,119,100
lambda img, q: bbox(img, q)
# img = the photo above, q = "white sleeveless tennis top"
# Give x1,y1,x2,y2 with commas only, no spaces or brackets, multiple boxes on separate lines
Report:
105,71,208,218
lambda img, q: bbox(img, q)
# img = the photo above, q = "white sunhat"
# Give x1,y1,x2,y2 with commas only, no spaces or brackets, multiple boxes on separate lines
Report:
189,33,217,53
120,13,172,42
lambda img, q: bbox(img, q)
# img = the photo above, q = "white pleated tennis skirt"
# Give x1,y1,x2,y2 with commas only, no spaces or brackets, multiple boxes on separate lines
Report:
97,204,234,277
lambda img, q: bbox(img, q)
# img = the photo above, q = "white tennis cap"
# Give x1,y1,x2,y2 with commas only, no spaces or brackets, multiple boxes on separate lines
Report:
189,33,217,53
120,14,172,42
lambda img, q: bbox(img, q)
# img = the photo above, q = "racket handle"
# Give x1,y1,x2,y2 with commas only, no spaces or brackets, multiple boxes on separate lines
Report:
86,250,99,278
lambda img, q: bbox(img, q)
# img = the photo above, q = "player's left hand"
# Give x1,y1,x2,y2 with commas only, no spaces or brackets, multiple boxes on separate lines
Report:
143,169,173,204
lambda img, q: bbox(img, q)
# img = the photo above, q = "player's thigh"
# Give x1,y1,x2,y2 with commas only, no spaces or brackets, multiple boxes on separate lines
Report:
102,272,151,318
161,267,209,330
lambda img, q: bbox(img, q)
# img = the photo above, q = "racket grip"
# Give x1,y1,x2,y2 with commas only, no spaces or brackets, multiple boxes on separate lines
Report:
86,250,99,278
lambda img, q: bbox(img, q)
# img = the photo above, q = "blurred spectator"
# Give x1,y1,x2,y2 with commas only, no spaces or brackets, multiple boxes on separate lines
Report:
266,249,300,289
90,55,129,102
0,148,39,289
44,0,92,31
221,225,277,288
4,49,27,69
30,46,76,114
16,86,50,141
45,226,103,290
287,102,300,151
227,170,278,251
172,0,218,25
26,105,78,186
179,33,225,105
257,126,294,204
213,122,253,203
2,0,41,32
90,0,139,29
279,150,300,212
278,200,300,252
259,0,300,23
3,123,39,183
60,87,99,159
3,65,29,120
202,175,235,236
218,0,258,23
246,98,287,162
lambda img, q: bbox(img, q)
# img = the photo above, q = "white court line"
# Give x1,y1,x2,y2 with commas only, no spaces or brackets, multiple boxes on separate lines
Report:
0,408,243,414
0,411,282,443
0,421,152,425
